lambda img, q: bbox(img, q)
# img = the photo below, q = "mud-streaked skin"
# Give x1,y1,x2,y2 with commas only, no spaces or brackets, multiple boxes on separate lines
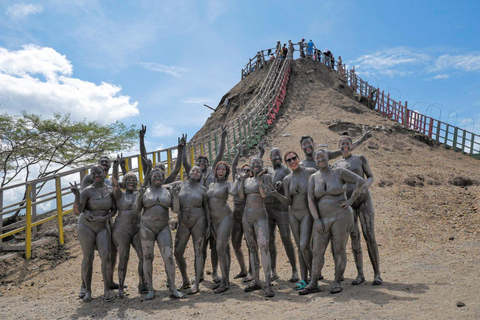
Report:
111,158,146,298
238,157,274,297
264,148,298,282
169,166,211,294
333,137,382,285
132,169,183,300
70,165,116,302
269,151,316,284
304,150,365,293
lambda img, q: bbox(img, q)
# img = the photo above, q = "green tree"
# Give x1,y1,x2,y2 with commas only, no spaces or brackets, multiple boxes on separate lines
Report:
0,112,137,225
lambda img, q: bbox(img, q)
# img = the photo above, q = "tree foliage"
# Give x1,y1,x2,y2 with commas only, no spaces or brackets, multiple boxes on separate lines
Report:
0,112,137,188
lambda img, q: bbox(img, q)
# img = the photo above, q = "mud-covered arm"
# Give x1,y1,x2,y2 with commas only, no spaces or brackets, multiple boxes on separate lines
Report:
80,174,93,190
212,125,227,170
270,176,292,206
338,168,365,209
112,155,123,201
231,140,244,180
307,175,320,221
328,129,373,160
169,182,181,213
70,182,83,215
237,172,248,200
182,137,192,176
132,187,145,219
165,136,185,184
257,169,269,199
139,124,149,176
203,188,211,239
257,140,265,160
360,155,374,189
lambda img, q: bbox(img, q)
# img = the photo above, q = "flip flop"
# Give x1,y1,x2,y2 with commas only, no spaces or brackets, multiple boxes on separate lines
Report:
265,286,275,298
271,274,280,281
330,286,343,294
373,276,383,286
351,275,365,286
244,283,262,292
242,275,254,283
289,275,300,283
214,286,229,294
294,280,307,291
234,273,247,279
298,286,321,295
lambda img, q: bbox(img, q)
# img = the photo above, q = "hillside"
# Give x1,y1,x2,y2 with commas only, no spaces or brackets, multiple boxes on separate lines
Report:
1,58,479,319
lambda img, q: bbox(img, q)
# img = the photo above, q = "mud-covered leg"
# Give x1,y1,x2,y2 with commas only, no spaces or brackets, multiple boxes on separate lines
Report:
232,209,247,278
215,215,233,293
303,228,330,292
358,197,382,285
350,209,365,285
157,226,183,298
96,226,114,301
190,216,207,294
289,214,307,283
243,217,261,290
254,218,274,297
299,214,313,280
140,225,157,300
112,228,132,298
277,213,298,282
77,224,95,302
132,231,147,293
174,223,191,290
268,217,278,281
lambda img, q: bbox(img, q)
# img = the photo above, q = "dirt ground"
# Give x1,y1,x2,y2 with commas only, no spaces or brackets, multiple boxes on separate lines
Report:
1,59,479,319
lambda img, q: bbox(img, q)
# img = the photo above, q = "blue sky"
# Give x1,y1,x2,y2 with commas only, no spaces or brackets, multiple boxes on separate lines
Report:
1,0,479,154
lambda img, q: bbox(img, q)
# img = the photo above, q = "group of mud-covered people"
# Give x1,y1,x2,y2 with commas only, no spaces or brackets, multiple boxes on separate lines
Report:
70,124,382,302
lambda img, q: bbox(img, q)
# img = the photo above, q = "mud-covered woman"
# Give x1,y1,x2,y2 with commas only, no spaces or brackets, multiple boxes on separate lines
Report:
267,151,316,291
237,156,274,298
70,165,116,302
206,161,237,293
110,155,146,298
132,167,183,300
169,166,211,295
299,149,364,295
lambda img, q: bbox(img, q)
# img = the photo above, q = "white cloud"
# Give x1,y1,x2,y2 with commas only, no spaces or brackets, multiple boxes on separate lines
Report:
434,54,480,73
206,0,227,22
138,62,186,77
0,44,139,124
151,122,175,137
430,74,449,80
181,97,213,104
6,3,43,20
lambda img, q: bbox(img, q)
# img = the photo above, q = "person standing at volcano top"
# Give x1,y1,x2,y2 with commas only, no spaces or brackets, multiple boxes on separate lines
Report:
306,40,315,59
299,131,372,170
298,38,306,58
183,125,227,284
333,132,382,286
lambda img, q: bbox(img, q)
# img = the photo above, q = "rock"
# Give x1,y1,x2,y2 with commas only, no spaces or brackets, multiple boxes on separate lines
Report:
456,301,465,307
449,236,455,241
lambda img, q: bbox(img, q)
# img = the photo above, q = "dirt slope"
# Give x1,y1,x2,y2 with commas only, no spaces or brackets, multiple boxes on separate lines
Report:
1,58,479,319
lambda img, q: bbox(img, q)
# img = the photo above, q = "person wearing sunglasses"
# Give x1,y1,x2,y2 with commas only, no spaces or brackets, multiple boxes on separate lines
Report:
267,151,317,291
264,147,299,283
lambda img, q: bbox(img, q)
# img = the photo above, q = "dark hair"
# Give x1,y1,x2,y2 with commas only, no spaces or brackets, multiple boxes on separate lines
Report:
122,172,138,187
313,149,329,160
214,161,230,181
148,168,165,183
339,131,353,143
283,150,299,162
90,165,103,173
270,147,281,157
196,155,209,163
300,135,314,144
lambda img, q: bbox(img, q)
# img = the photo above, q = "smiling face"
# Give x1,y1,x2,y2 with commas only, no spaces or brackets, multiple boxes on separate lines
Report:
150,170,164,187
250,157,263,174
98,157,111,173
301,137,314,157
189,166,203,181
285,152,300,171
339,137,353,157
270,148,283,167
90,165,105,183
215,163,227,181
124,173,137,191
314,150,329,168
196,156,209,172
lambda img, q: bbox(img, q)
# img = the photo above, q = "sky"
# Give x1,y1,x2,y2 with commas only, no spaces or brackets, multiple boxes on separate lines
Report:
1,0,479,156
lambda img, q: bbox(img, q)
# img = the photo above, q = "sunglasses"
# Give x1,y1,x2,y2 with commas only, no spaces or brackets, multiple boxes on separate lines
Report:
242,168,251,173
285,156,298,163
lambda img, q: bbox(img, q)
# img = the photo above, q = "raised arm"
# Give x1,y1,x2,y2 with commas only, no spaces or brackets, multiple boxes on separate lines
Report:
112,154,123,200
211,125,227,170
360,155,374,189
231,140,244,180
328,129,372,160
182,134,192,175
257,140,265,160
165,135,185,184
257,168,269,199
139,124,149,176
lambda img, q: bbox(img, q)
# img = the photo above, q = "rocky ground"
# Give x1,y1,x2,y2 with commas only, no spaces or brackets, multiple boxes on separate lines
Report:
1,59,479,319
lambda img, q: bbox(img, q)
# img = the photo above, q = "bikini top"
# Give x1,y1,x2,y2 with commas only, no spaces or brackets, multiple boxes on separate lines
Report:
289,168,316,196
117,192,136,211
244,177,260,195
206,182,229,200
313,171,346,199
142,187,171,209
178,183,204,208
86,186,113,211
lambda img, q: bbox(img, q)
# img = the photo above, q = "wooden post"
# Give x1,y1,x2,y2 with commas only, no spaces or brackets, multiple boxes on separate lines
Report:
444,124,450,148
0,188,3,253
138,155,144,184
167,149,172,175
452,127,459,152
31,183,37,240
25,184,32,259
55,176,64,245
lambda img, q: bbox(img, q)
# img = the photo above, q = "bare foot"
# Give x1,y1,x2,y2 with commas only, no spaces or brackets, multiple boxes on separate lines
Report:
373,275,383,286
